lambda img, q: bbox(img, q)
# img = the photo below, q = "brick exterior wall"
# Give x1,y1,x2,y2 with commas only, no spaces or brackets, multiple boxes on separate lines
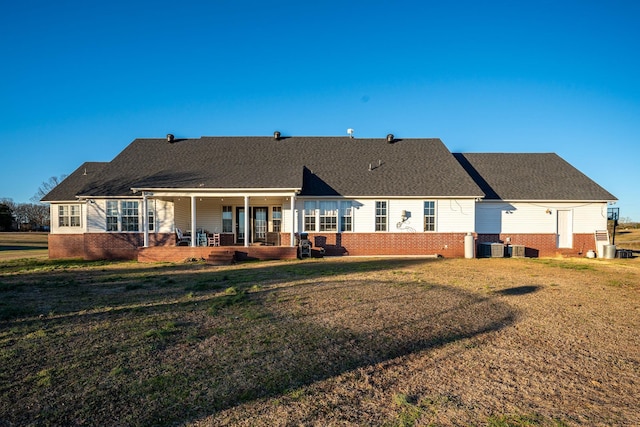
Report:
299,232,468,257
477,233,596,258
49,232,597,261
48,234,85,259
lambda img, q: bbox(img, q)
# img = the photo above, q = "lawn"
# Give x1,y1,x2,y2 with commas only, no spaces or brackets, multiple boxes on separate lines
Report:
0,254,639,425
0,232,48,261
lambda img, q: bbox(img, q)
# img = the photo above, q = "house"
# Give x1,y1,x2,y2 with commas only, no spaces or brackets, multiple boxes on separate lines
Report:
42,134,616,261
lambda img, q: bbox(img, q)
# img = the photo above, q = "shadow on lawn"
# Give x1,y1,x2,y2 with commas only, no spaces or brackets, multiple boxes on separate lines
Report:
0,258,518,426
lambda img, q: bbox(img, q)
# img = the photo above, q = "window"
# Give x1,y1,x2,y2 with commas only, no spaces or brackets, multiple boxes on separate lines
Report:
424,201,436,231
106,201,118,231
340,201,352,232
106,200,140,232
304,201,316,231
148,200,155,232
272,206,282,232
375,201,387,231
121,201,139,231
319,201,338,231
222,206,232,233
58,205,81,227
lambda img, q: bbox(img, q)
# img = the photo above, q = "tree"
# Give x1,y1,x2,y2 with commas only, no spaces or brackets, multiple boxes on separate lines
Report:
31,175,67,203
11,203,49,231
0,203,13,231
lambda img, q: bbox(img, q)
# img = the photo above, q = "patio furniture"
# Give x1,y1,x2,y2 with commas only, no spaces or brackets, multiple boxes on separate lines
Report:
175,228,191,246
208,233,220,246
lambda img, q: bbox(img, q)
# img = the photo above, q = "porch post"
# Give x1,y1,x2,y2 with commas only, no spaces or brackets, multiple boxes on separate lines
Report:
290,194,296,246
142,193,149,247
191,196,197,247
244,196,249,247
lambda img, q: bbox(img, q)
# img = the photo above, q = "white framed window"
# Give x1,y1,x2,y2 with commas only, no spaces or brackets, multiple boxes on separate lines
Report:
340,201,352,232
272,206,282,232
106,201,118,231
304,201,316,231
58,204,81,227
424,201,436,232
319,201,338,231
375,201,387,231
148,200,155,232
121,201,139,231
105,200,140,232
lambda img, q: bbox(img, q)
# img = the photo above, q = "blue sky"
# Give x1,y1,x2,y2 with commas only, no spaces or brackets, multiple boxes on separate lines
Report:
2,1,639,220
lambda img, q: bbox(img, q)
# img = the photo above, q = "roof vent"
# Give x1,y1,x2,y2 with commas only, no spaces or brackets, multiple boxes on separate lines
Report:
274,131,281,140
386,134,395,143
167,134,175,143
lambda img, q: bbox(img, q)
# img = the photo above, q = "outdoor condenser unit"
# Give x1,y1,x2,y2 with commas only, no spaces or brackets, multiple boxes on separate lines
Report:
478,242,505,258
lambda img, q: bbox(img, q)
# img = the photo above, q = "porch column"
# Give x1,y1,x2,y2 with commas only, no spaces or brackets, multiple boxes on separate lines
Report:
142,193,149,247
290,194,296,246
244,196,249,247
191,196,197,247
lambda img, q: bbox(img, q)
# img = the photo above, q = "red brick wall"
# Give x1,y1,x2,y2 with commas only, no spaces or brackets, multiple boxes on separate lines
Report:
300,232,467,257
477,233,596,258
49,234,85,259
83,233,143,260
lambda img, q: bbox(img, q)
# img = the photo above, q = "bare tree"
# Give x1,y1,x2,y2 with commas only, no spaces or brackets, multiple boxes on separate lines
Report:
31,175,67,203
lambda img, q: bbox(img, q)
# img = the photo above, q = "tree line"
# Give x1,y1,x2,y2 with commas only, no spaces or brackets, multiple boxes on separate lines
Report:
0,176,65,232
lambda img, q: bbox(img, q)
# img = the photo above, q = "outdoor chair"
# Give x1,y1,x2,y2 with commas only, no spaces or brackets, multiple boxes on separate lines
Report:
175,228,191,246
207,233,220,246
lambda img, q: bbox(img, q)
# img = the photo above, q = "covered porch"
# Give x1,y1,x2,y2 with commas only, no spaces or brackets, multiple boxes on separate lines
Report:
134,188,300,250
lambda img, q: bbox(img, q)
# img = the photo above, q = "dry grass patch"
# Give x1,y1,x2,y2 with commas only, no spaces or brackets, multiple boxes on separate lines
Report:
0,232,48,261
0,256,639,426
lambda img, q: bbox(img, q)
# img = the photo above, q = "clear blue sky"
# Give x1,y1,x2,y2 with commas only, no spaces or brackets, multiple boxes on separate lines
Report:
1,1,639,220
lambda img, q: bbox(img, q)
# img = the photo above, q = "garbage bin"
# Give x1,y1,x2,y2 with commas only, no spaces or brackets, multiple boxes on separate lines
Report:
603,244,616,259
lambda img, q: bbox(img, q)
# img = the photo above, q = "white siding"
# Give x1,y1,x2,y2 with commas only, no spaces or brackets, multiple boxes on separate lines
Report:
86,201,104,233
154,199,174,233
573,203,608,233
437,199,475,232
296,198,475,233
476,201,609,234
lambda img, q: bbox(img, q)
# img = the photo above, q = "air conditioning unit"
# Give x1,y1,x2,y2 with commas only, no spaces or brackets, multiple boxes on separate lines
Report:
478,242,505,258
507,244,525,258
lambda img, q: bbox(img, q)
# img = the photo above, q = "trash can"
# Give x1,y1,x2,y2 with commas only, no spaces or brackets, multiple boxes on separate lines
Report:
603,244,616,259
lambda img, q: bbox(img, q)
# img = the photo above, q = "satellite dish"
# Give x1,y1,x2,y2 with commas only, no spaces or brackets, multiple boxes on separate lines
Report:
347,128,354,138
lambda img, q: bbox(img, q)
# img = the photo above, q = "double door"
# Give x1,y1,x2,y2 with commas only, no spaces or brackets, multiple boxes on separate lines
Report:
236,207,268,244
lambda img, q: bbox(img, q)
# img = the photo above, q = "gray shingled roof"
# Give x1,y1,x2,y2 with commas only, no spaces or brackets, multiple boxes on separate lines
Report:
41,162,108,202
46,137,485,199
454,153,617,201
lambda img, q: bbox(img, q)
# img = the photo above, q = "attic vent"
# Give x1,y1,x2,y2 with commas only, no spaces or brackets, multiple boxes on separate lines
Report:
386,134,394,143
274,131,281,140
167,134,175,143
